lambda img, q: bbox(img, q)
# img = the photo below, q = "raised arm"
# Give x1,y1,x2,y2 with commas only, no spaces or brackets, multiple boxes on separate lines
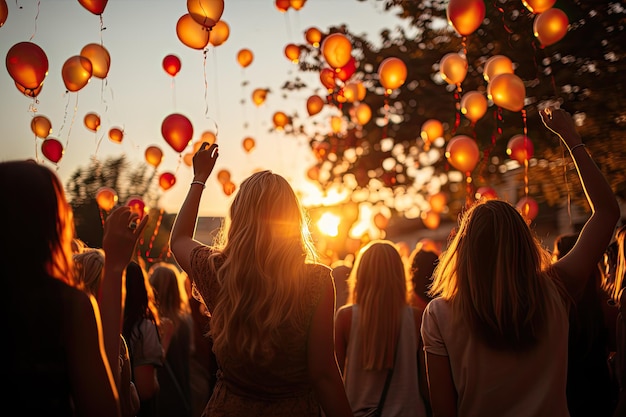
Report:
540,107,620,298
170,142,219,275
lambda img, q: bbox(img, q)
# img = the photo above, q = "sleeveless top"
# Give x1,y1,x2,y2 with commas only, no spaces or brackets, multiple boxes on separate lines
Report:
190,245,330,417
344,305,428,417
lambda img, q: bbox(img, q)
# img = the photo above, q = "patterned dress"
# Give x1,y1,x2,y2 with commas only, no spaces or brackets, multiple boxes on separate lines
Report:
190,246,330,417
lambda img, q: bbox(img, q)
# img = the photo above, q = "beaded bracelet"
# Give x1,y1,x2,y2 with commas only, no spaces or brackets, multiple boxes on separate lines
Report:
190,180,206,189
569,143,586,153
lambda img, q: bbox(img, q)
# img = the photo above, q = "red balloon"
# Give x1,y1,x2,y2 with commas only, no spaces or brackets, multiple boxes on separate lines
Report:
162,113,193,153
163,54,181,77
446,0,486,36
507,134,534,164
41,137,63,163
159,172,176,190
126,196,146,220
0,0,7,27
516,196,539,221
78,0,108,15
15,81,43,98
475,186,498,200
62,55,93,92
336,56,357,82
5,41,49,89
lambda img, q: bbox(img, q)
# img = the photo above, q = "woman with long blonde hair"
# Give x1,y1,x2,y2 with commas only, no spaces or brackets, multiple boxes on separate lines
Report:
170,143,353,417
335,240,429,417
421,108,620,416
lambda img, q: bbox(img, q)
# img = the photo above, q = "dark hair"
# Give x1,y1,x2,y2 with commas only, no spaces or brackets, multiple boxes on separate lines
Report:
409,248,439,302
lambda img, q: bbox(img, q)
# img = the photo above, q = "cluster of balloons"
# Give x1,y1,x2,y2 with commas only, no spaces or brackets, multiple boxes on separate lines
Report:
216,169,236,196
275,0,307,13
523,0,569,47
176,0,226,50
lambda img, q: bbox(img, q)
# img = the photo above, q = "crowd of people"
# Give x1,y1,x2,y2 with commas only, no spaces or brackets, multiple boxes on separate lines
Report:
6,107,626,416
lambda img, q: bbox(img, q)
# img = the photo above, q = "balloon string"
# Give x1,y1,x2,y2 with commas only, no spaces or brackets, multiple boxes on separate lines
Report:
203,49,210,118
465,173,473,209
144,209,164,260
63,92,79,154
28,0,40,41
451,86,461,136
522,109,529,198
283,10,293,41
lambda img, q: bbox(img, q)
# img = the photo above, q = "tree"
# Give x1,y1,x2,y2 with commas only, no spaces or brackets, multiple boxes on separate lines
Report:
281,0,626,226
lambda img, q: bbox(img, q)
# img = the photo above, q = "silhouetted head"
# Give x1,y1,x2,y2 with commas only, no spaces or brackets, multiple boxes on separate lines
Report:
409,247,439,302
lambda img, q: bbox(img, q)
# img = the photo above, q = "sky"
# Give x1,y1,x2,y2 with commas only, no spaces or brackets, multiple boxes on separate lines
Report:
0,0,409,217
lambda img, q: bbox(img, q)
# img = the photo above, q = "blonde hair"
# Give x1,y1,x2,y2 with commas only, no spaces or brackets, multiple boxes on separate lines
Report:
429,199,562,350
347,240,408,370
73,248,105,296
207,171,318,363
149,262,190,329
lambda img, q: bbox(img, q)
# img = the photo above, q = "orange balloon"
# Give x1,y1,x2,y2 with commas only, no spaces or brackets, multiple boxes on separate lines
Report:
506,134,534,163
307,165,320,181
488,73,526,112
0,0,7,27
272,111,289,130
242,137,255,153
290,0,306,10
516,196,539,221
176,14,210,50
41,137,63,163
343,81,366,102
96,187,118,211
217,169,231,185
460,91,488,123
429,192,447,213
284,43,300,64
446,0,486,36
223,181,236,196
319,67,337,91
445,135,480,173
186,0,224,29
237,49,253,68
533,8,569,47
31,115,52,138
378,57,407,91
145,145,164,168
483,55,514,82
306,95,324,116
330,116,343,134
421,211,441,230
162,54,181,76
62,55,93,92
108,127,124,144
78,0,107,15
252,88,268,106
275,0,290,12
162,113,193,153
80,43,110,79
421,119,444,149
374,213,389,230
475,186,498,200
15,80,43,98
5,41,49,89
126,196,146,220
209,20,230,47
355,103,372,125
305,27,322,47
440,53,467,85
321,33,352,69
159,172,177,190
183,141,204,166
84,112,101,132
522,0,556,14
200,130,217,145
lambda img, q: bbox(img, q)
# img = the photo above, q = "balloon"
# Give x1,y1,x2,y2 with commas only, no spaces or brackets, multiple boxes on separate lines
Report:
126,196,146,220
445,135,480,173
217,169,231,185
80,43,110,79
488,73,526,112
440,53,467,85
183,141,204,166
343,81,366,102
319,67,337,90
446,0,486,36
336,56,357,82
290,0,306,10
421,119,444,149
78,0,108,15
15,81,43,98
429,192,447,213
321,33,352,69
159,172,176,190
421,211,441,230
31,115,52,138
305,27,322,47
5,41,49,89
275,0,290,12
460,91,488,123
516,196,539,221
522,0,556,14
200,130,217,145
162,54,181,77
306,95,324,116
145,145,164,168
252,88,268,106
284,43,300,63
307,165,320,181
108,127,124,143
96,187,118,211
533,8,569,47
378,57,407,91
176,14,210,50
483,55,514,82
0,0,7,27
162,113,193,153
374,213,389,230
237,48,253,68
62,55,93,92
242,137,255,153
475,186,498,200
208,20,230,47
355,103,372,125
506,134,534,164
330,116,343,134
186,0,224,29
84,112,101,132
41,137,63,163
223,181,236,196
272,111,289,130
